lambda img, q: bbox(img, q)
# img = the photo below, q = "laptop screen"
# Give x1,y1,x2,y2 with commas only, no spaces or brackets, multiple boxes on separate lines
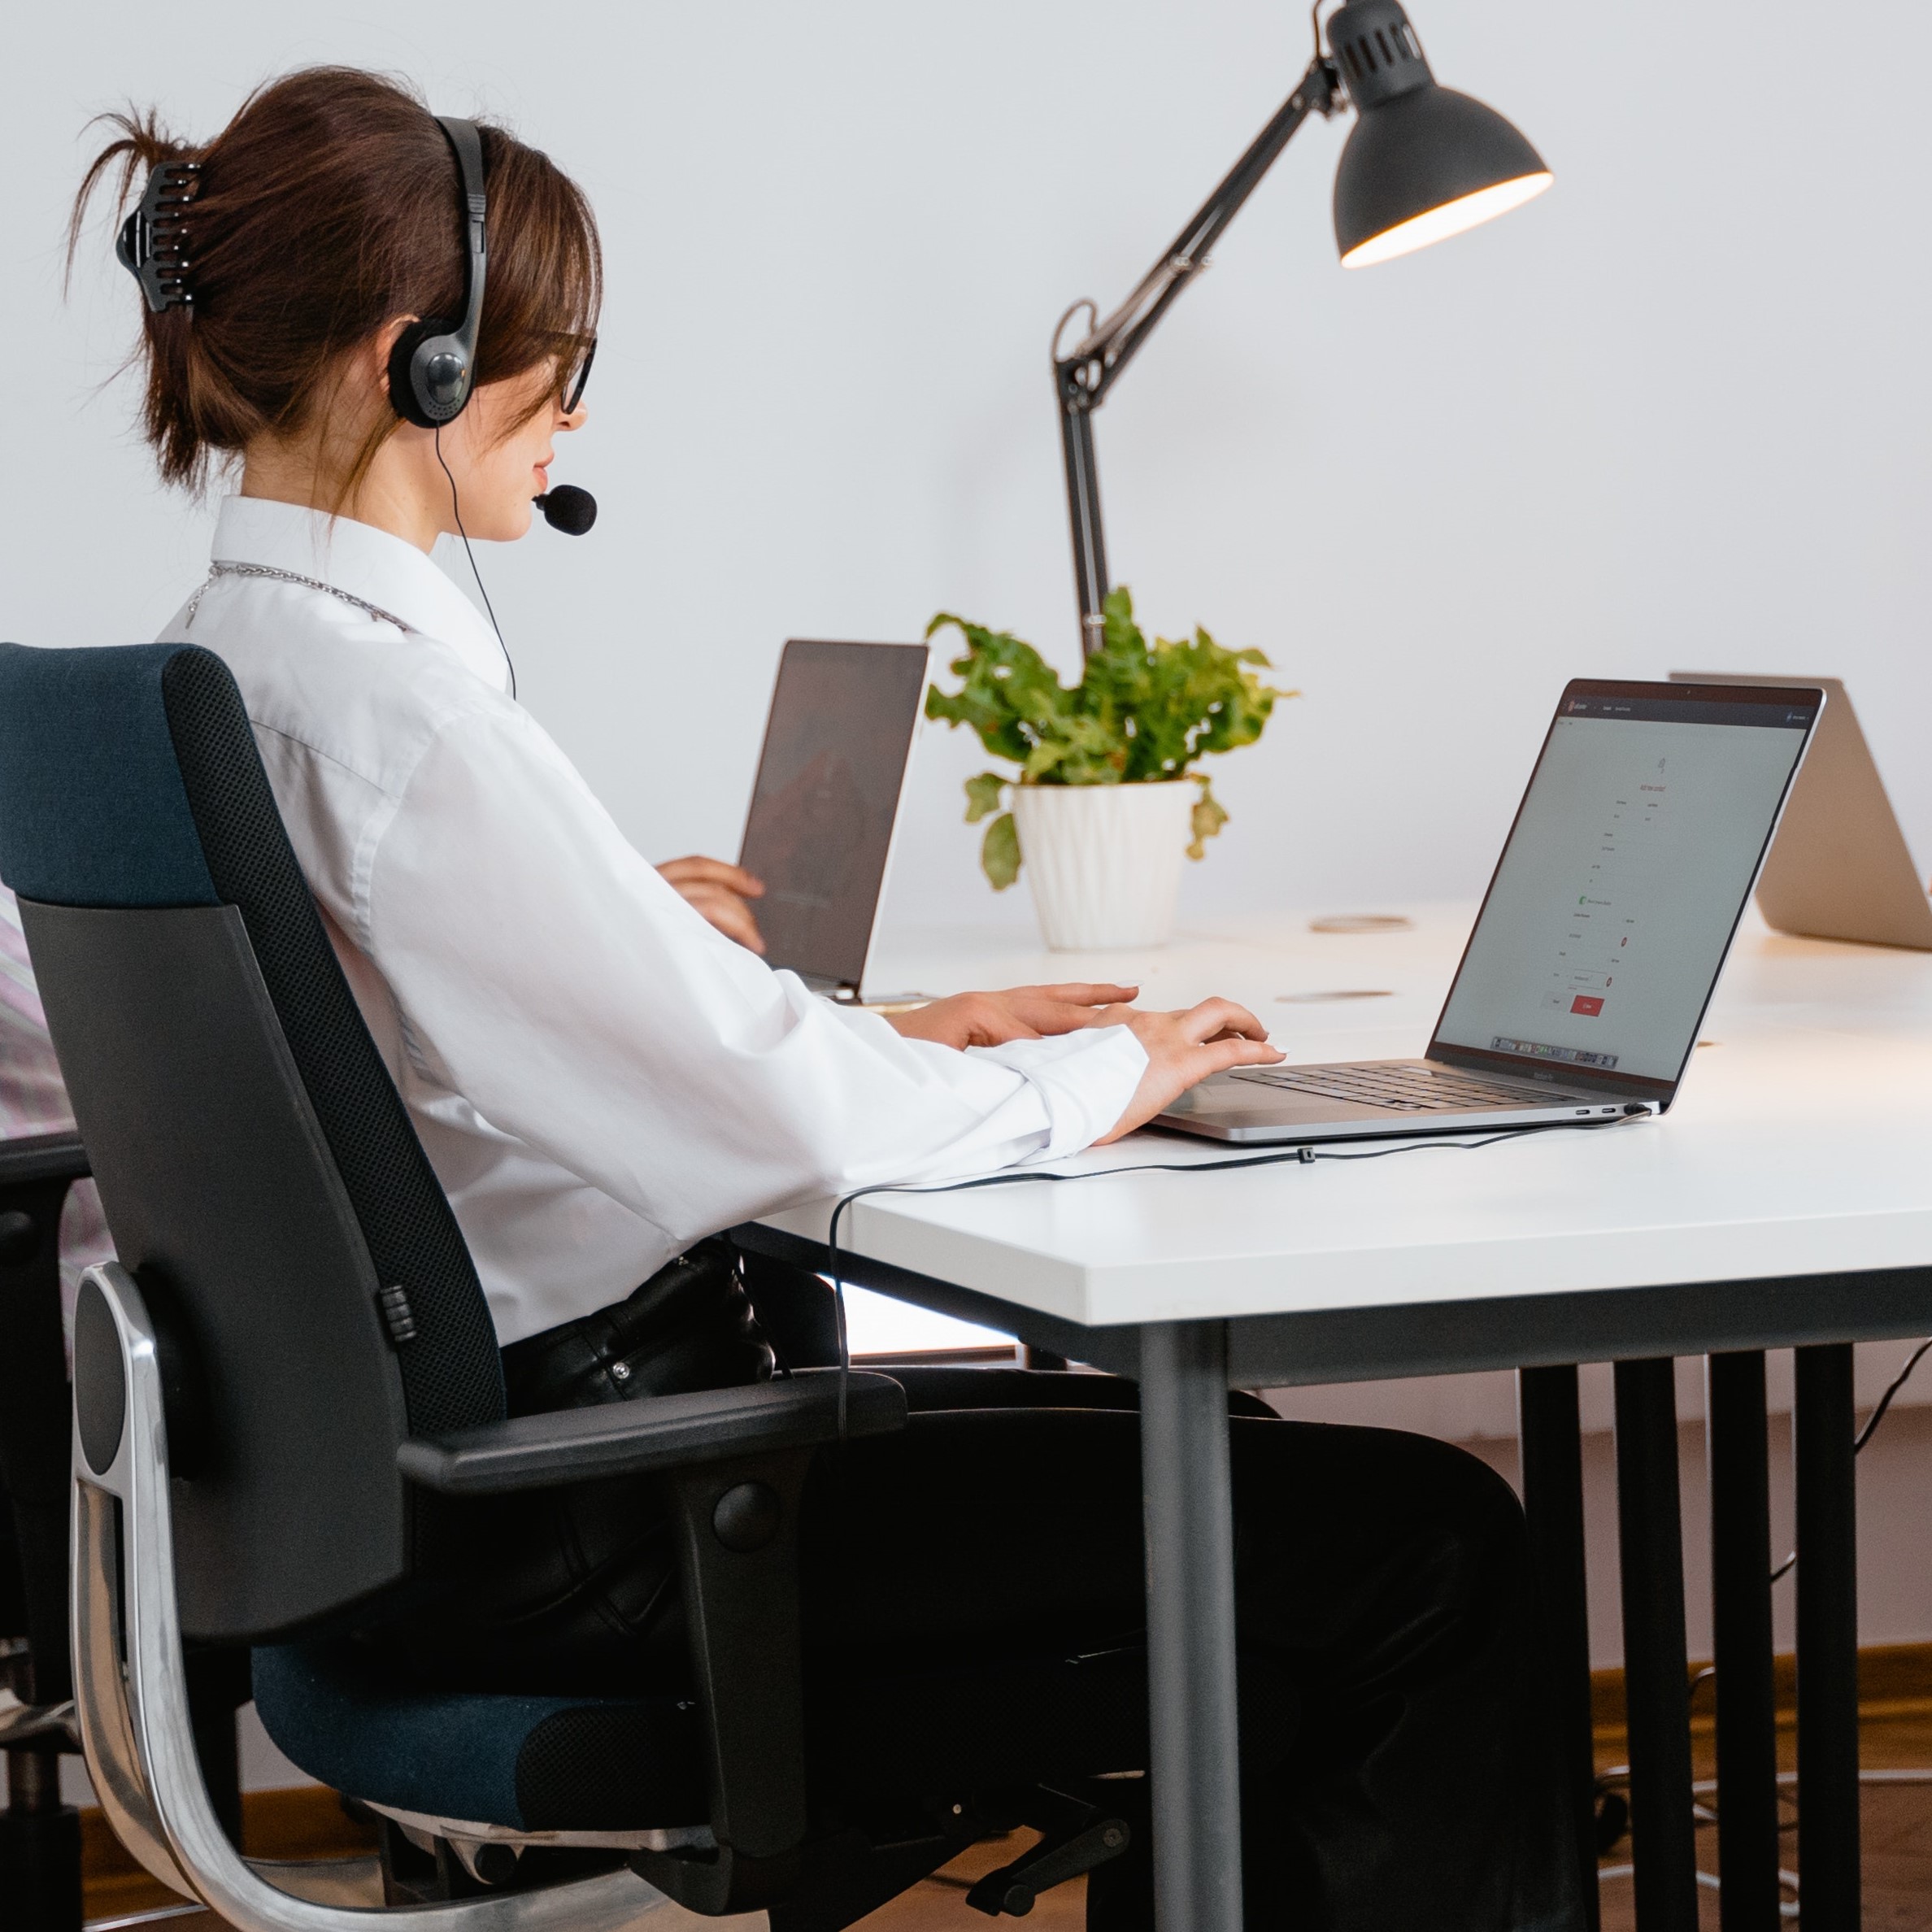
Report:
1429,681,1821,1096
738,639,929,990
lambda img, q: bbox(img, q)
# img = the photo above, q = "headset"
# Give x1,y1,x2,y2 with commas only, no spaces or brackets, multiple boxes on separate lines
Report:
380,112,598,695
388,116,490,429
385,113,597,511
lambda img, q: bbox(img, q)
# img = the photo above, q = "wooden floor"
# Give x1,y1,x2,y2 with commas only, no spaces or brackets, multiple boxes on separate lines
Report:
79,1808,1086,1930
1592,1706,1932,1930
80,1712,1932,1930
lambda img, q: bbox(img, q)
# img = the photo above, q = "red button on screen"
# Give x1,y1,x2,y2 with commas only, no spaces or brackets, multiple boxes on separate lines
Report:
1570,995,1604,1016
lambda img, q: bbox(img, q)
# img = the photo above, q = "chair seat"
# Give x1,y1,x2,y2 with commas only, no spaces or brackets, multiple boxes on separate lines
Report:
255,1639,1299,1834
254,1642,707,1834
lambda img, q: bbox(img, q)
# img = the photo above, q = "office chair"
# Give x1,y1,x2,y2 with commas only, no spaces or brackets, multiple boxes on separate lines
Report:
0,641,1287,1932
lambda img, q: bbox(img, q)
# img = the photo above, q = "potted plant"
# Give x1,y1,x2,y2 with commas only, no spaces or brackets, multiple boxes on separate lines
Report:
925,588,1291,950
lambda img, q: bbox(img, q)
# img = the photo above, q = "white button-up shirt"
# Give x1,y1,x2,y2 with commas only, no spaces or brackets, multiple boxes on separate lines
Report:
159,497,1146,1342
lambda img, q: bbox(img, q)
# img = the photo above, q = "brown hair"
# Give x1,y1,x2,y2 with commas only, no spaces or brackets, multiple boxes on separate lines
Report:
71,67,602,498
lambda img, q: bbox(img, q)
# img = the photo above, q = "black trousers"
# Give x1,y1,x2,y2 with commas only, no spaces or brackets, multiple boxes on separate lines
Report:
383,1364,1579,1932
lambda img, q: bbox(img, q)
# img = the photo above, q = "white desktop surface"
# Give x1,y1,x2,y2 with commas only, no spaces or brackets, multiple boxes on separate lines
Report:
762,903,1932,1330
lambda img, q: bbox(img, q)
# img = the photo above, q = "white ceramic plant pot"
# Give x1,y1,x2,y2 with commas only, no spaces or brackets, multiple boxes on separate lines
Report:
1009,780,1196,951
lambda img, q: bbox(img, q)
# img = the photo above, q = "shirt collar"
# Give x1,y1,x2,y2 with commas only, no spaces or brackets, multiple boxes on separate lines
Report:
209,495,511,693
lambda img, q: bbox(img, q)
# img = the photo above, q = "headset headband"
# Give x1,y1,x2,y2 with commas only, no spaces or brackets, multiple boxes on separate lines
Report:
388,115,488,429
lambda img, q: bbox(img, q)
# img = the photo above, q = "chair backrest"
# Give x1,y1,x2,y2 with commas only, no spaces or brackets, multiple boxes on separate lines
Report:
0,642,505,1643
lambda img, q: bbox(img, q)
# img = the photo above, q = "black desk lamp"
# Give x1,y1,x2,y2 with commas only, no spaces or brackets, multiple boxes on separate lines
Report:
1055,0,1551,651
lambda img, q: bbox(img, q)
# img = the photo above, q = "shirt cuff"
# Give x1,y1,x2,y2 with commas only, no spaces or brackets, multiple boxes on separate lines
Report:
968,1024,1148,1162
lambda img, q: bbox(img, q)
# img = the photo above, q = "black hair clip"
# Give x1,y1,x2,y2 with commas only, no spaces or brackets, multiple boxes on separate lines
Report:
115,160,201,313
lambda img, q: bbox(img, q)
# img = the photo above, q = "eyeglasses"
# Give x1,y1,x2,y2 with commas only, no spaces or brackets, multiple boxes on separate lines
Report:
561,337,596,414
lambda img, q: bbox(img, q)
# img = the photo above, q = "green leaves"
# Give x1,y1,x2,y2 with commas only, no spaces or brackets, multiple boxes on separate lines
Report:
927,590,1293,888
924,616,1068,768
966,773,1020,887
963,771,1007,824
981,812,1021,890
1188,776,1229,861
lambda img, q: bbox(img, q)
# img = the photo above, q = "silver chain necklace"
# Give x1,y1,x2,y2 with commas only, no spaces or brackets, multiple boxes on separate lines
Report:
183,561,413,633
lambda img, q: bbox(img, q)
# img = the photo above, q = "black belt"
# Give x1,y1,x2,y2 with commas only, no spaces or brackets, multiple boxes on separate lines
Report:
499,1238,776,1417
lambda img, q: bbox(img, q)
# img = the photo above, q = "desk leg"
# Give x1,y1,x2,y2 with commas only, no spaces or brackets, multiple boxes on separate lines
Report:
1517,1364,1599,1932
1795,1342,1859,1932
1613,1358,1698,1932
1706,1351,1779,1930
1139,1321,1243,1932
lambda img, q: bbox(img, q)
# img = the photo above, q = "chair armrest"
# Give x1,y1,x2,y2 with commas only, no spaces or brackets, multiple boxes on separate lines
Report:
395,1368,907,1495
0,1131,89,1189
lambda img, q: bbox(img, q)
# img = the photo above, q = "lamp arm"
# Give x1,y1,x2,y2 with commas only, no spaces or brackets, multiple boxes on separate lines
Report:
1055,52,1342,651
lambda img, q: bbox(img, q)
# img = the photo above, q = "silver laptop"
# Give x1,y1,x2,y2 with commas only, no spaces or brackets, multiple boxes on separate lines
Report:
1157,678,1823,1143
1669,672,1932,951
737,638,929,1003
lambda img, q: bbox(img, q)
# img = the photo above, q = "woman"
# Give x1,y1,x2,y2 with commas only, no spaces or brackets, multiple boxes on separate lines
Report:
70,70,1577,1930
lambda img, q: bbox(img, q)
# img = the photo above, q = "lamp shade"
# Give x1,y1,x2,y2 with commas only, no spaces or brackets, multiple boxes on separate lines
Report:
1326,0,1551,268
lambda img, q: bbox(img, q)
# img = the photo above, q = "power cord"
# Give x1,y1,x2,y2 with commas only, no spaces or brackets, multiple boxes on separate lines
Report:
1856,1334,1932,1454
1595,1859,1800,1921
1767,1331,1932,1584
822,1113,1645,1438
434,424,519,699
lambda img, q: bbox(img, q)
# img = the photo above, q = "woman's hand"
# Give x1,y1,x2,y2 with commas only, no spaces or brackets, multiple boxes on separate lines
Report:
1094,999,1284,1142
658,856,766,953
885,982,1140,1050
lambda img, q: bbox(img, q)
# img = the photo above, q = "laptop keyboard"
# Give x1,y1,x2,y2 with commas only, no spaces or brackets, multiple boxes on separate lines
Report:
1226,1064,1582,1114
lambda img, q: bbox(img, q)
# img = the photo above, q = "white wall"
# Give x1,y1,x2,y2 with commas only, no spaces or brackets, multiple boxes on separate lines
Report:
10,0,1932,928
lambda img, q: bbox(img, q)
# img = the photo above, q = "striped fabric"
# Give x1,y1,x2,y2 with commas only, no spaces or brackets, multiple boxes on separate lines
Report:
0,883,114,1335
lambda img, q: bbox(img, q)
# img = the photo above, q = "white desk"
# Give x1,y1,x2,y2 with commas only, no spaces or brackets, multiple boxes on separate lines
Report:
744,905,1932,1932
776,905,1932,1355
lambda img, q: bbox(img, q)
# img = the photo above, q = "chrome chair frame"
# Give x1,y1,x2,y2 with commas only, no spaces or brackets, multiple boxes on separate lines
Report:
70,1260,762,1932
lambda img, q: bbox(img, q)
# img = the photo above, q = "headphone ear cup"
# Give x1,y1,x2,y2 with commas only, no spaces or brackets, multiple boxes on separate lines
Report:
389,321,474,429
388,320,441,429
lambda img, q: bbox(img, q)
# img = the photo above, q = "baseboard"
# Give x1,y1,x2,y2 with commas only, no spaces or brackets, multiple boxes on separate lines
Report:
1591,1638,1932,1747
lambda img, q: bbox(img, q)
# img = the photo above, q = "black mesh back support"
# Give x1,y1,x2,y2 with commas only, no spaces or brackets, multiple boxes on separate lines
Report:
158,651,503,1437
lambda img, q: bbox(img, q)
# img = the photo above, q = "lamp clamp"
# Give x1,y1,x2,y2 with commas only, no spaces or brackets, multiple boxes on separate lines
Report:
1293,55,1347,120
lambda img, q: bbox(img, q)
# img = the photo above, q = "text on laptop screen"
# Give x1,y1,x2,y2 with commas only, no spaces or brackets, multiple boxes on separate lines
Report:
1432,690,1816,1085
